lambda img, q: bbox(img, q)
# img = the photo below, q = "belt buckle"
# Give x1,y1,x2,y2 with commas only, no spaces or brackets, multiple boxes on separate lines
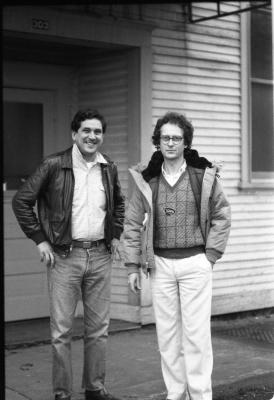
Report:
83,241,92,249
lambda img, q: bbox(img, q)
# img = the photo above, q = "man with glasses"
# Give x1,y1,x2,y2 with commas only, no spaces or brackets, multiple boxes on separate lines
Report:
12,109,125,400
123,111,231,400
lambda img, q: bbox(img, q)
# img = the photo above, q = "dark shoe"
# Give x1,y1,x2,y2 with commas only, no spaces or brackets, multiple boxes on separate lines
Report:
55,395,71,400
85,389,122,400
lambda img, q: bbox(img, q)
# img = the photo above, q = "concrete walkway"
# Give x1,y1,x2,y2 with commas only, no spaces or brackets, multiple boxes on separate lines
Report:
5,314,274,400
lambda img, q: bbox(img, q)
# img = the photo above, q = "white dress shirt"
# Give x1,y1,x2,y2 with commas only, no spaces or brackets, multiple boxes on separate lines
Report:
71,144,107,241
162,161,187,186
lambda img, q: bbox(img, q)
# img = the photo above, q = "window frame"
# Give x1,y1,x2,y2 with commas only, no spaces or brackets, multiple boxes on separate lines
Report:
240,6,274,190
3,87,56,193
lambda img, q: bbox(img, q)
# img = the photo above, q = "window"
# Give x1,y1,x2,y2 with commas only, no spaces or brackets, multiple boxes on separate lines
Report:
251,8,273,177
4,101,43,190
3,86,56,192
241,5,274,188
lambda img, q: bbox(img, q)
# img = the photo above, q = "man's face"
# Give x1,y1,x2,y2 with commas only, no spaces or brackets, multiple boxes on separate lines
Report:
159,122,185,161
72,118,104,161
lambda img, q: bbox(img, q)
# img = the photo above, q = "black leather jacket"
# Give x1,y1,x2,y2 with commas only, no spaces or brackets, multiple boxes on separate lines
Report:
12,147,125,252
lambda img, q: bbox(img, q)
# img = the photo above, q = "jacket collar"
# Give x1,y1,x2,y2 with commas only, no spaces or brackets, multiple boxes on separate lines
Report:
129,168,152,208
129,165,217,213
201,165,217,194
61,147,73,169
72,143,107,168
61,146,110,169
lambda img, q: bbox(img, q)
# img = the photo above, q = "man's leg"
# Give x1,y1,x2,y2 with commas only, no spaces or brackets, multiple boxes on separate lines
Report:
47,249,83,399
177,253,213,400
151,255,187,400
81,242,112,393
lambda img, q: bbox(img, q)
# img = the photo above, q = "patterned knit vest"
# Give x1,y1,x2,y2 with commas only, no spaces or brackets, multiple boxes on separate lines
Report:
154,170,204,249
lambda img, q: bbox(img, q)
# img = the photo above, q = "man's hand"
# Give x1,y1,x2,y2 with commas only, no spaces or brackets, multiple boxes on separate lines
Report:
37,241,55,268
111,238,122,261
128,272,141,293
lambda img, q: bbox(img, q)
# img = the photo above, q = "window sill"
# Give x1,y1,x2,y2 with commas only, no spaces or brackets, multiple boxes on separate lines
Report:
239,179,274,192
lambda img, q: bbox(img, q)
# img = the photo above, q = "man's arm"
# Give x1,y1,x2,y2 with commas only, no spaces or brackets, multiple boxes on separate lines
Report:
123,183,147,268
123,183,147,293
12,159,50,245
12,159,55,267
205,177,231,265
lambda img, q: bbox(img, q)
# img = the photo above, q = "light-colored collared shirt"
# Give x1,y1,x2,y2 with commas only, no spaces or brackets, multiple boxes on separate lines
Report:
162,161,186,186
71,144,107,241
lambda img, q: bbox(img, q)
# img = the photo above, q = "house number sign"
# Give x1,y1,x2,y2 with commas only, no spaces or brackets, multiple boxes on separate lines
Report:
32,18,49,30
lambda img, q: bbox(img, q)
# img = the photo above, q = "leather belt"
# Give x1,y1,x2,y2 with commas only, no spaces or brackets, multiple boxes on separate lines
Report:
72,239,105,249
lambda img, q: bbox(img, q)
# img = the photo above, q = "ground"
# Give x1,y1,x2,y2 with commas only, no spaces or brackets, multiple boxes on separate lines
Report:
214,385,274,400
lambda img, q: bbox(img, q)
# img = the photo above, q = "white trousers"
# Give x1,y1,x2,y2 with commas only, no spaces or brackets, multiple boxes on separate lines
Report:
151,253,213,400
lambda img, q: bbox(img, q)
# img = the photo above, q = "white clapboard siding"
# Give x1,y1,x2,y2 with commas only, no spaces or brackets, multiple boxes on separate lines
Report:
214,265,274,279
77,50,132,320
153,90,241,106
146,2,274,315
78,53,129,193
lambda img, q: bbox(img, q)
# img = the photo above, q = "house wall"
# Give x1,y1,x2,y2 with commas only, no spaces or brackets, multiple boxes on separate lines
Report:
150,2,274,315
81,2,274,315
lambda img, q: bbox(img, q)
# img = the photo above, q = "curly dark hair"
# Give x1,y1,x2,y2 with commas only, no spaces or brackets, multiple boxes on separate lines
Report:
152,111,194,148
71,109,107,133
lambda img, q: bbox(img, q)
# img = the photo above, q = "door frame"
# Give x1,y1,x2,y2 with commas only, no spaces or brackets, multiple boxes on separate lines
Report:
3,62,75,321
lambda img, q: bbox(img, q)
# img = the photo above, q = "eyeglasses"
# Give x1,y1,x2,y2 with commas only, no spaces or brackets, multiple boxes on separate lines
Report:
160,135,183,144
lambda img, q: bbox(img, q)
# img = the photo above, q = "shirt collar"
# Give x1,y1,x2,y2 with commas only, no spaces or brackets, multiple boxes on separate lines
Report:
72,143,108,168
162,160,186,178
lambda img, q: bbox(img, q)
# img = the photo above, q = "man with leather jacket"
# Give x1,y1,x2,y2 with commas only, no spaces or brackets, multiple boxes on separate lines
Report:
12,109,125,400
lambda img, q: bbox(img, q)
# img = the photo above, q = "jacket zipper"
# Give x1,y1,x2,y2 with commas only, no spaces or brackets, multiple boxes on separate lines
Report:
102,165,112,252
67,168,75,254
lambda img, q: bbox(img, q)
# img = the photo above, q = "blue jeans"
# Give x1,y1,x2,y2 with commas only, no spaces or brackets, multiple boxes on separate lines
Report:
47,243,112,397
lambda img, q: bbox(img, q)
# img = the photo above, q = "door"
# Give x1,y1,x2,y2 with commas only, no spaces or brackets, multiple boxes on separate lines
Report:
4,87,55,321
